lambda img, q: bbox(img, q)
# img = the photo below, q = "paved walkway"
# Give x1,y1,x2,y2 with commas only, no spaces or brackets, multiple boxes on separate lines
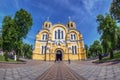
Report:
66,61,120,80
37,62,85,80
0,60,120,80
0,61,53,80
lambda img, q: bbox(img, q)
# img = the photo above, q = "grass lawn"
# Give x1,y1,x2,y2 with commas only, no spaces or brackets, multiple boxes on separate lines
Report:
0,55,17,62
94,51,120,63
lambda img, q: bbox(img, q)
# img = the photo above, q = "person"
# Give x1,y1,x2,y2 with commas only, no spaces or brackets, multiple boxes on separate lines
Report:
68,59,70,64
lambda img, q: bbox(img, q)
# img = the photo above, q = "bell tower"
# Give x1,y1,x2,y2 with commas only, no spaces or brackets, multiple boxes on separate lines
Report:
66,16,76,29
43,17,52,29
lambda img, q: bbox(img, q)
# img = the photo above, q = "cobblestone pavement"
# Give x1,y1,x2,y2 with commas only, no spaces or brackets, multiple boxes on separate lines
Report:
66,61,120,80
0,60,43,68
0,61,54,80
0,60,120,80
37,62,85,80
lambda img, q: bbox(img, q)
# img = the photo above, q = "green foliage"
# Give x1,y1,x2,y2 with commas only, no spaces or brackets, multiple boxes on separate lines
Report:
110,0,120,49
0,29,2,50
14,8,33,39
0,55,18,62
22,43,33,59
1,9,33,61
0,55,4,61
4,51,8,61
110,0,120,22
89,40,102,60
96,14,118,59
95,50,120,63
85,44,89,58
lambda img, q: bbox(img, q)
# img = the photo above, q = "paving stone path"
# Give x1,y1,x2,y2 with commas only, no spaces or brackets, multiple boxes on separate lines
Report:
0,60,120,80
0,62,53,80
66,62,120,80
37,62,85,80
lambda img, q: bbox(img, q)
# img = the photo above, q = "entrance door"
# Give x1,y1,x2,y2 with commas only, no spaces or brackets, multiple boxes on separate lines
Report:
56,50,62,61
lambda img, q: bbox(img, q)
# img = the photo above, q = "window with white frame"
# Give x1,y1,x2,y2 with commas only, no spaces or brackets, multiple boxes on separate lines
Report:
72,46,77,54
41,46,46,54
42,34,48,40
71,33,76,40
54,30,64,39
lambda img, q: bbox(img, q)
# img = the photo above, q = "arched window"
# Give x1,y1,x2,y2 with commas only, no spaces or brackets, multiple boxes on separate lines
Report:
58,30,60,39
71,34,72,40
72,46,74,54
75,46,77,54
42,34,48,40
54,30,64,39
46,35,48,39
72,46,77,54
41,46,46,54
68,24,69,28
55,31,57,39
71,23,73,27
74,34,76,40
61,31,63,39
42,35,44,40
45,24,47,28
71,33,76,40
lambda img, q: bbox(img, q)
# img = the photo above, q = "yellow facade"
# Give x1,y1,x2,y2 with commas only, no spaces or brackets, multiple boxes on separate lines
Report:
32,19,86,61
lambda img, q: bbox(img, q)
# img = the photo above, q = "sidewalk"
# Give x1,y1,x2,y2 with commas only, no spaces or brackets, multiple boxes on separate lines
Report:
0,62,53,80
66,61,120,80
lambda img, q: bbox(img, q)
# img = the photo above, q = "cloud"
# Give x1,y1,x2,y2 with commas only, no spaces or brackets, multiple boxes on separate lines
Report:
83,0,95,12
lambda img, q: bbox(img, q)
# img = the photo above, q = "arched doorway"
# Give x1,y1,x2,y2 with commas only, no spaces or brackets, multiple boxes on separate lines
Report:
56,50,62,61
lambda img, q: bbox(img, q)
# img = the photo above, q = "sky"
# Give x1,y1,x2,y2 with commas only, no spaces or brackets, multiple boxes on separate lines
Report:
0,0,112,47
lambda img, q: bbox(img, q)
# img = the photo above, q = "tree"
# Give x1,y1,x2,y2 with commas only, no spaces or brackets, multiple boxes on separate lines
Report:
96,14,118,59
110,0,120,22
2,9,33,61
2,16,17,61
110,0,120,50
14,8,33,39
0,28,2,51
93,40,103,60
85,44,89,58
89,45,95,58
89,40,102,60
22,43,33,59
13,9,33,59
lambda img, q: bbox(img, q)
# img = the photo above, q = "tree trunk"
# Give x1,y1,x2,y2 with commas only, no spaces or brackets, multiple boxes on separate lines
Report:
110,50,114,59
4,50,8,61
98,54,102,60
16,50,19,61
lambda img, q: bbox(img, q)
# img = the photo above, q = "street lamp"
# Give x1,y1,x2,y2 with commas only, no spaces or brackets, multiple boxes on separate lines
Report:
45,34,48,61
68,47,71,60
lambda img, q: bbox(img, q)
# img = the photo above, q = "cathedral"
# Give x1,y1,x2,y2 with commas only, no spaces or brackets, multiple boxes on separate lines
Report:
32,18,86,61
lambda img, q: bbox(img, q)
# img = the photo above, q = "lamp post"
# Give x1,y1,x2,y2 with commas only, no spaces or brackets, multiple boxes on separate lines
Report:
77,46,79,60
68,47,71,60
44,46,46,61
46,47,50,61
48,48,50,61
45,34,49,61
